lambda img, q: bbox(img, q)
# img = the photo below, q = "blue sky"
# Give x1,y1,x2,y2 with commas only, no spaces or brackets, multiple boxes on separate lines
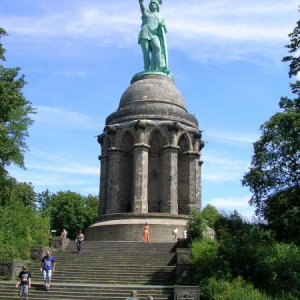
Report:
1,0,298,218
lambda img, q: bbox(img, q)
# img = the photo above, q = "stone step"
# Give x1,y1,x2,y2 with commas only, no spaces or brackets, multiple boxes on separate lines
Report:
5,241,178,299
0,282,173,300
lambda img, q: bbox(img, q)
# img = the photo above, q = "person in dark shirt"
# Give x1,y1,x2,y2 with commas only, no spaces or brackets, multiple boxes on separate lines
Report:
16,265,31,300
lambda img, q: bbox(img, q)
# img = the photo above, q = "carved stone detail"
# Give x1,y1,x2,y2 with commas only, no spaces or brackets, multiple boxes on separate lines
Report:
0,260,24,280
174,286,200,300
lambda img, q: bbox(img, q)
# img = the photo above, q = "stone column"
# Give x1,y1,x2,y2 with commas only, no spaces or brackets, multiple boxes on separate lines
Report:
98,154,109,215
161,145,179,214
185,152,200,213
132,143,150,213
106,147,122,214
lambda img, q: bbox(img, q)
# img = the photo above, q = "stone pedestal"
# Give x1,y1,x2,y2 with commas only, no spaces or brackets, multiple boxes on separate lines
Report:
0,260,24,280
90,73,204,241
85,213,188,242
50,237,70,251
176,248,193,285
174,286,200,300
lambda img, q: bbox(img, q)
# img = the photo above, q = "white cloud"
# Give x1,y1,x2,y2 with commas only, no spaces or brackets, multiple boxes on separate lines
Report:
33,106,100,130
205,195,256,219
25,148,99,175
209,195,250,208
205,128,259,144
7,148,99,194
202,152,249,183
1,0,298,64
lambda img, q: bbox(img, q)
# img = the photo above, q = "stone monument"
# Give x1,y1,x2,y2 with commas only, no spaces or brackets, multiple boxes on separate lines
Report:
85,0,204,242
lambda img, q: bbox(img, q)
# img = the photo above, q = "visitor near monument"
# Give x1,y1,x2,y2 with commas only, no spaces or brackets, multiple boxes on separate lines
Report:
16,265,31,300
60,228,67,238
172,227,179,242
40,250,56,291
138,0,168,72
125,290,140,300
143,222,150,242
76,229,84,253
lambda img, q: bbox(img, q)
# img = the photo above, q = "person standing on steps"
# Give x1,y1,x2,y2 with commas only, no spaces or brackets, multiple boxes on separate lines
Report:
172,227,179,242
60,228,67,238
125,290,140,300
40,250,56,291
16,265,31,300
76,229,84,253
143,222,150,242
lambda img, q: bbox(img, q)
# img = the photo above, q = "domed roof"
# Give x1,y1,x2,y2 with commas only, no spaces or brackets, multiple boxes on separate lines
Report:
106,74,198,127
120,74,186,109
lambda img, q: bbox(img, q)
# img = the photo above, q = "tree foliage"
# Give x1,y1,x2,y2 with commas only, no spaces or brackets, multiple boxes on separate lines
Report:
0,27,35,178
40,190,98,239
203,277,274,300
242,12,300,239
192,212,300,300
0,199,50,259
187,205,221,243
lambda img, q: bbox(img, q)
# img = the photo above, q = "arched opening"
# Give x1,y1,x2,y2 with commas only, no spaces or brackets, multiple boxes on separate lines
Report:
148,130,164,212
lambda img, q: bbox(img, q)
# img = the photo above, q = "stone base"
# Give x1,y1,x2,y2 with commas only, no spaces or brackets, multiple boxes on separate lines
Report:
0,260,24,280
85,213,188,242
174,286,200,300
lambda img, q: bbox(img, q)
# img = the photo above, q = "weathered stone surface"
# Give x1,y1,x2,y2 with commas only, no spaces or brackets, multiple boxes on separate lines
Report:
31,246,49,260
50,237,70,251
86,213,189,242
0,260,24,280
90,73,204,241
174,286,200,300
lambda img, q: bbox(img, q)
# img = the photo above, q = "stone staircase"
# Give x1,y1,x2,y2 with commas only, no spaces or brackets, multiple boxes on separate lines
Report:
0,241,177,299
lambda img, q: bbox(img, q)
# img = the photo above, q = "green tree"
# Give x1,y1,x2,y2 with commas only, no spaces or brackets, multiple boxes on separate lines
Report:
215,213,300,298
201,204,222,228
36,189,53,211
203,277,275,300
0,28,35,180
0,199,50,259
10,181,36,207
46,191,98,239
242,13,300,243
187,210,208,243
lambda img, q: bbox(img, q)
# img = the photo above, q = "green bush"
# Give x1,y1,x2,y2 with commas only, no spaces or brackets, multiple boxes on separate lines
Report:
203,277,273,300
0,199,50,259
192,238,226,282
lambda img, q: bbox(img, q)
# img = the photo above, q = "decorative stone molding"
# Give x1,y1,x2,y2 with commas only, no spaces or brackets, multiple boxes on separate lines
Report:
176,248,192,264
176,248,193,285
174,286,200,300
31,246,49,260
0,260,24,280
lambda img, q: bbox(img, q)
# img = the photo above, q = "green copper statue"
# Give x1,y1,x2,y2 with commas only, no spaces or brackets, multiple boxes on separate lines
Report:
138,0,169,73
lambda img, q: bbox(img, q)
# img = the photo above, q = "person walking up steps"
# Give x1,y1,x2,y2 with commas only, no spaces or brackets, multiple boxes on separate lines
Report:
40,250,56,291
76,229,84,253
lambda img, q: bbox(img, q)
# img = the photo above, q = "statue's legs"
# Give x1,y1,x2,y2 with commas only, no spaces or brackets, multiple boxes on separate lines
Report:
139,39,151,71
149,38,161,70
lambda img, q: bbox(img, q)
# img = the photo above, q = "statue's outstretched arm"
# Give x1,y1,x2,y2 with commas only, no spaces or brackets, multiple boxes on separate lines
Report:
161,18,167,33
139,0,146,14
